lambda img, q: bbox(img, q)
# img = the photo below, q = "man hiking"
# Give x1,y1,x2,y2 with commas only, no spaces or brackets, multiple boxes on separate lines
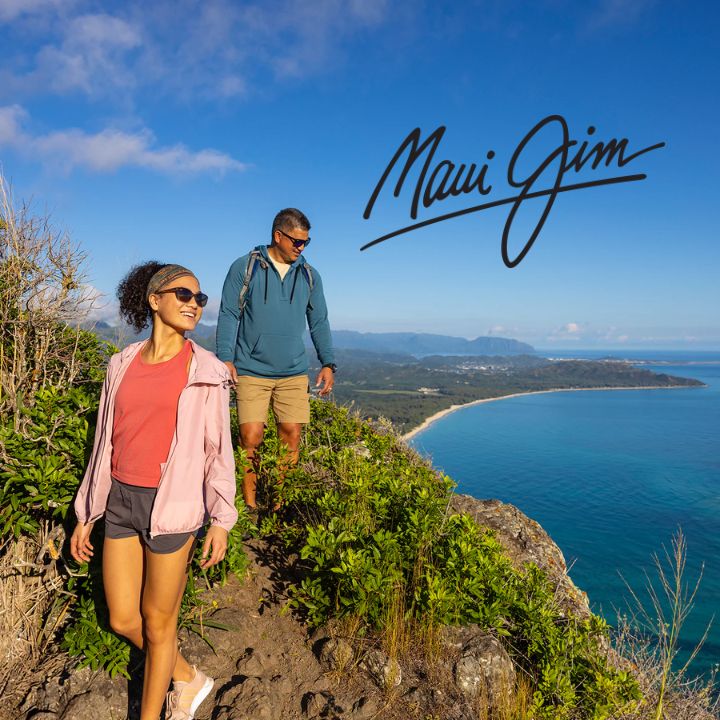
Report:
216,208,336,512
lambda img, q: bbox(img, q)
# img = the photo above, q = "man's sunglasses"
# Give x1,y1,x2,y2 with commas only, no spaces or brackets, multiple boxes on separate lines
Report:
277,229,311,248
154,287,209,307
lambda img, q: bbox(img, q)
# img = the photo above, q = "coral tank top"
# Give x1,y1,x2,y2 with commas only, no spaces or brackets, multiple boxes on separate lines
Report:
111,340,192,488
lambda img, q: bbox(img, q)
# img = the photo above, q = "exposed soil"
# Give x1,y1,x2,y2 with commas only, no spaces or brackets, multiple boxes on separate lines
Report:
12,537,449,720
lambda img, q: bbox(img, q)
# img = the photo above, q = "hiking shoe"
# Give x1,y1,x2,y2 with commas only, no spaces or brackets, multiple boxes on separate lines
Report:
165,665,214,719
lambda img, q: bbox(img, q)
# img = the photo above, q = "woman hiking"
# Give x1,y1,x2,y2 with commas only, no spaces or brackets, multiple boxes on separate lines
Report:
71,262,237,720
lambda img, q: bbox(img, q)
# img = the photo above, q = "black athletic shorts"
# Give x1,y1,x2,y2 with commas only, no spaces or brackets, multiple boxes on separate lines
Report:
104,478,198,554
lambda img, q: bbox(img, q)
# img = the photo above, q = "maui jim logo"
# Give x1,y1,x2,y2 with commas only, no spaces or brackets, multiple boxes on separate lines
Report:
361,115,665,267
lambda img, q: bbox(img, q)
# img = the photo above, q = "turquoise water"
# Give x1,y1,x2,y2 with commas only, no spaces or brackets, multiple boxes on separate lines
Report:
410,351,720,677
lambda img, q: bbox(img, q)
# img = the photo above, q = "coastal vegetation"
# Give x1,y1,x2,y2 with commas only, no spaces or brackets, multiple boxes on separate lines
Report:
321,350,704,433
2,178,716,718
278,404,642,718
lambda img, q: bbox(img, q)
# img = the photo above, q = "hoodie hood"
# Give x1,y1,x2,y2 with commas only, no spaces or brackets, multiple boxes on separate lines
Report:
255,243,307,270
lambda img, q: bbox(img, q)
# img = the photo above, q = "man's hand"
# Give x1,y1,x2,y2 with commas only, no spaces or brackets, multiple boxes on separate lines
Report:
315,366,334,396
199,525,228,569
70,522,95,564
224,361,238,383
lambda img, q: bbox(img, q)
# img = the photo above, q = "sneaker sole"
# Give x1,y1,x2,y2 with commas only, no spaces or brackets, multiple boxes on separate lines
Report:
189,676,214,718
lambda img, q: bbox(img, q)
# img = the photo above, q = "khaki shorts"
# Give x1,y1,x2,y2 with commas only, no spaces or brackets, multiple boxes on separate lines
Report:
236,374,310,425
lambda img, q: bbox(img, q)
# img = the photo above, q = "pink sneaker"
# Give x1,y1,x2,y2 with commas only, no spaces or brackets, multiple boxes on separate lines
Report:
165,665,214,719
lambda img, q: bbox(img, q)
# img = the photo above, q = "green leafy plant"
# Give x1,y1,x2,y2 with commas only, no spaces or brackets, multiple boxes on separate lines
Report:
269,401,642,719
1,382,101,537
62,562,132,679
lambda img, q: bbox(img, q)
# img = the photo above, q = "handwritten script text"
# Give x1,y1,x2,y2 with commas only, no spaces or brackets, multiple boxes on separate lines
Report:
362,115,665,267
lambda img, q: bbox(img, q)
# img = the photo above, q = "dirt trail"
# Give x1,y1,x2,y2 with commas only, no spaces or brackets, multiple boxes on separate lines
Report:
16,538,390,720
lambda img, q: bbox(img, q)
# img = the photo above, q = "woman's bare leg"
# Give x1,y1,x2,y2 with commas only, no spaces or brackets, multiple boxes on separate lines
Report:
139,536,196,720
103,536,194,684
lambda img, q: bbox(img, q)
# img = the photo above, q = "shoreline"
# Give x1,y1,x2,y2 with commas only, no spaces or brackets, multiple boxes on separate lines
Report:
401,384,699,441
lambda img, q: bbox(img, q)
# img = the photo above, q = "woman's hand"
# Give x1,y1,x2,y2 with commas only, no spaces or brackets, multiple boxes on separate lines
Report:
70,522,95,563
199,525,228,569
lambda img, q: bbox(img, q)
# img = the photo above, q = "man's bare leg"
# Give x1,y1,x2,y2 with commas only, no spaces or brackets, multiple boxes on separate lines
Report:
239,422,265,508
277,422,302,464
275,422,303,507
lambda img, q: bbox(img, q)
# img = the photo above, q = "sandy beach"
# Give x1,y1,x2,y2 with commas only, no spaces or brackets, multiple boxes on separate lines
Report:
401,385,692,441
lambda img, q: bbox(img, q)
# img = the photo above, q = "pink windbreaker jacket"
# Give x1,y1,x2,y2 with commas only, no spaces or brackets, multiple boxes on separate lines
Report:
74,339,238,536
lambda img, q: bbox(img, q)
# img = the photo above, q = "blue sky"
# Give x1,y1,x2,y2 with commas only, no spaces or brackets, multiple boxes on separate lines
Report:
1,0,718,349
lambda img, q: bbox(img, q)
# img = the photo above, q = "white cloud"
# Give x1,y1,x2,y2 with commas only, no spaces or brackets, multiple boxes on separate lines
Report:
0,104,246,175
545,322,588,343
36,14,142,95
1,0,391,102
200,296,220,324
546,323,636,344
83,285,116,324
0,104,24,144
0,0,65,22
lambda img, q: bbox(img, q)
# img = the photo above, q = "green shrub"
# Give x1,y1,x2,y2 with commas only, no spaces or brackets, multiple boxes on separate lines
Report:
1,382,100,537
275,401,641,719
0,326,112,536
62,555,132,678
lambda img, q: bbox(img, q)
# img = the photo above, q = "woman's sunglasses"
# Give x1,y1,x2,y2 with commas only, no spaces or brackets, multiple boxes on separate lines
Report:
154,287,209,307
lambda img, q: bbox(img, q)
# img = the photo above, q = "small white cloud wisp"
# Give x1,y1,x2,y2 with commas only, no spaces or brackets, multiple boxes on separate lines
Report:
0,104,246,175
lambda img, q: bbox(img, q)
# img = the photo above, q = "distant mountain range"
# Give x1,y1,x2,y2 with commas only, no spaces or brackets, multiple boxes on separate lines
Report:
329,330,534,356
89,322,535,357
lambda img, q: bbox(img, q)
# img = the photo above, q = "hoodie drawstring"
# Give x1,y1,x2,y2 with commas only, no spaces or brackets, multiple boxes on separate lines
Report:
264,263,268,304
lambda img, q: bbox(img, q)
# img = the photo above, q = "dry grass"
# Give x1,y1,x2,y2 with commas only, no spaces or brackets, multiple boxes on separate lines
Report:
611,528,719,720
611,619,719,720
0,523,68,698
382,581,410,663
467,674,533,720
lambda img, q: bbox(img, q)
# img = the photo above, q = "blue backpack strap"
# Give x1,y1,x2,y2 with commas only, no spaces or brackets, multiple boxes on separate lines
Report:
238,250,267,317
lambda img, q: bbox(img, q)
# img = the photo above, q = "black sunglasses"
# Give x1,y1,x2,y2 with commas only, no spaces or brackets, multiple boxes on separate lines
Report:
277,228,311,248
155,287,209,307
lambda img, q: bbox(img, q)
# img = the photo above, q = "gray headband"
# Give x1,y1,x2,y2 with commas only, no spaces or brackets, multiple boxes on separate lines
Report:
146,264,198,300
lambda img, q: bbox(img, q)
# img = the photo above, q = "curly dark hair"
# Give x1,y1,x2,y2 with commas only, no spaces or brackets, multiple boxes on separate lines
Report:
117,261,167,333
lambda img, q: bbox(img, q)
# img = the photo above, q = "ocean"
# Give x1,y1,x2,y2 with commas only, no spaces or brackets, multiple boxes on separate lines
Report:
409,350,720,678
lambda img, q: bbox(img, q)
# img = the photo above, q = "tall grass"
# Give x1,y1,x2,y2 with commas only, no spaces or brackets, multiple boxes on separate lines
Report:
617,529,718,720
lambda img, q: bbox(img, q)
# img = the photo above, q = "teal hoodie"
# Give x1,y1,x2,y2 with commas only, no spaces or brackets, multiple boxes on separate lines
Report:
216,245,335,378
